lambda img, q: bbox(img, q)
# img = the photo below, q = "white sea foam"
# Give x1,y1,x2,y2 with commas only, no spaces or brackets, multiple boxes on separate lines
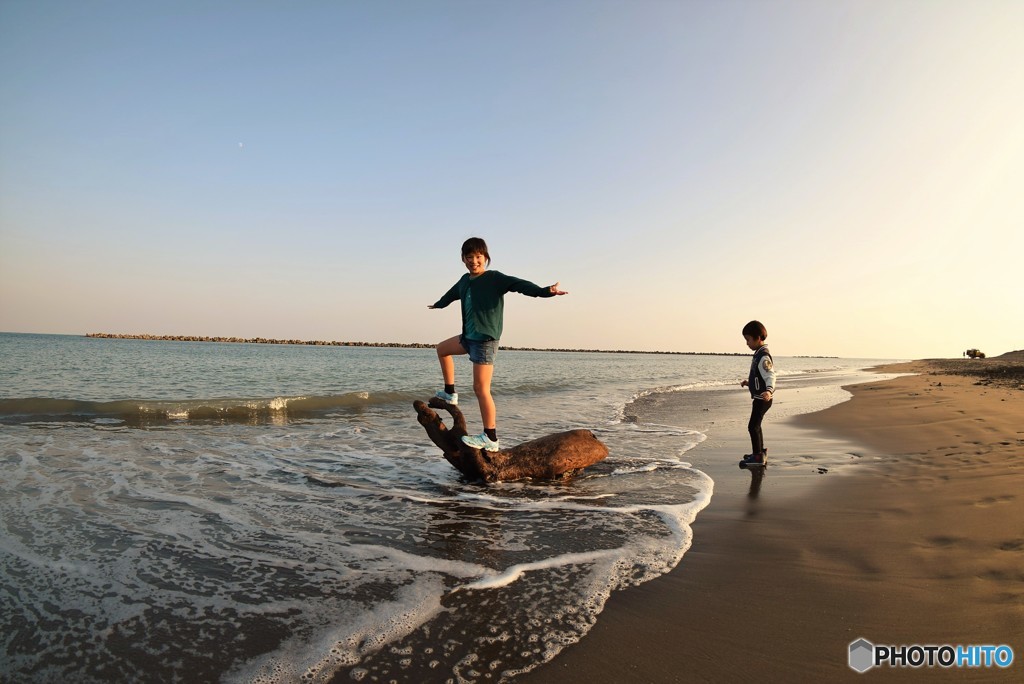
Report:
457,548,625,591
0,415,716,682
227,577,448,684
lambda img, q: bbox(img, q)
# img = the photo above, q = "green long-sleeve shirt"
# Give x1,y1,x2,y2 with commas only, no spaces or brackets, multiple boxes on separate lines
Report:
432,270,554,341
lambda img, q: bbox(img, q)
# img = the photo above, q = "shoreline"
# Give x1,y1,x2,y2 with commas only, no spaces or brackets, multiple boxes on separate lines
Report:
521,359,1023,682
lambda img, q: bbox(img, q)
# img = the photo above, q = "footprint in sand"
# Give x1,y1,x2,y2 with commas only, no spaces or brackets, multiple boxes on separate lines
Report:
975,494,1016,507
926,535,965,548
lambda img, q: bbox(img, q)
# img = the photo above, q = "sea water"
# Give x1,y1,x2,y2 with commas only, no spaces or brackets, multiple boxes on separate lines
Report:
0,333,872,682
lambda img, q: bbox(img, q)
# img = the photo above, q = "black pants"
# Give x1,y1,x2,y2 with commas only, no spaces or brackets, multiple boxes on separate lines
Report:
748,398,773,454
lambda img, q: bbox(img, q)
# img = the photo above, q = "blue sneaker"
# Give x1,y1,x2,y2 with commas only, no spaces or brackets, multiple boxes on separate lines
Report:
462,432,500,452
434,390,458,405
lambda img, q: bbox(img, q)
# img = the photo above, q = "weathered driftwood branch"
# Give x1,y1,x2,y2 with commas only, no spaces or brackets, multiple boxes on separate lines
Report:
413,397,608,482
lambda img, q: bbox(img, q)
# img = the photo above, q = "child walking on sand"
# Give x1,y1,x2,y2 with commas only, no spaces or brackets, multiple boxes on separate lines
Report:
740,320,776,466
428,237,567,452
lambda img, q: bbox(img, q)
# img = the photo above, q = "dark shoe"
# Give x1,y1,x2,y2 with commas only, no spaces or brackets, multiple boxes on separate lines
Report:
742,447,767,463
743,451,767,466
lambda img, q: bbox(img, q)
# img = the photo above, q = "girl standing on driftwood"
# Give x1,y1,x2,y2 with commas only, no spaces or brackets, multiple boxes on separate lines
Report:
428,237,567,452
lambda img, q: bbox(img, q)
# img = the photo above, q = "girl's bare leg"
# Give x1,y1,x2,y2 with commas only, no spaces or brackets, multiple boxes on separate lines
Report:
436,336,466,386
472,362,496,429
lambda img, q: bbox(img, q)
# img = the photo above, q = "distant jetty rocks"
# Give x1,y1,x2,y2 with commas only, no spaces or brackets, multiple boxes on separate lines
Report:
87,332,435,348
84,333,750,356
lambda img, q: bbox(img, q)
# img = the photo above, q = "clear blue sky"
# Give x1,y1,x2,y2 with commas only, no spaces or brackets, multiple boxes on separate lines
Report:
2,1,1022,359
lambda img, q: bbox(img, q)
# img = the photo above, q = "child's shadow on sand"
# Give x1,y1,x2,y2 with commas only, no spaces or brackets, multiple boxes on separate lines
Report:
738,462,765,512
746,466,764,499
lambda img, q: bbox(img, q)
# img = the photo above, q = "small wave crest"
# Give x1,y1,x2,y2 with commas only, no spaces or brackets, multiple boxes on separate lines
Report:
0,391,421,426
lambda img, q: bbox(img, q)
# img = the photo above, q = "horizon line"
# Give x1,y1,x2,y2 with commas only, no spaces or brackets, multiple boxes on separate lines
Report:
70,332,840,358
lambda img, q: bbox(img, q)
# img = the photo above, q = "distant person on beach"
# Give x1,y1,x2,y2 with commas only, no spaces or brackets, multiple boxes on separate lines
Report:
740,320,776,466
428,237,567,452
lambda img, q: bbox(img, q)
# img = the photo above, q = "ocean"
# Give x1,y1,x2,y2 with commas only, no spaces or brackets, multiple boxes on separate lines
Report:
0,333,874,683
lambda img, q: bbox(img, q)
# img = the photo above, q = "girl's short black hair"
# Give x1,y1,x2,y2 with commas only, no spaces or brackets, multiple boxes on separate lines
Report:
742,320,767,340
461,237,491,265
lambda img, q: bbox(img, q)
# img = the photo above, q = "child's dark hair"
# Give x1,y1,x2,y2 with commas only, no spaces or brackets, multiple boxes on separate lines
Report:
742,320,767,340
461,237,491,265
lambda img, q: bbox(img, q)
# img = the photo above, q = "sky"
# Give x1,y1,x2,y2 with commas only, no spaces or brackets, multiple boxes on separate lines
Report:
1,0,1022,360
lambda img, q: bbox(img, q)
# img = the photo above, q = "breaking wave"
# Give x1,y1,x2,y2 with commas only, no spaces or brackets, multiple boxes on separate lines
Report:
0,391,422,426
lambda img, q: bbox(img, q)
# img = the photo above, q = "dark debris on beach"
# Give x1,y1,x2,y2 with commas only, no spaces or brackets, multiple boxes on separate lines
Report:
924,351,1024,390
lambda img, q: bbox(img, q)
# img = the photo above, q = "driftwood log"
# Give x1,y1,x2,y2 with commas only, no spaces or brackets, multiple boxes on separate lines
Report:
413,397,608,482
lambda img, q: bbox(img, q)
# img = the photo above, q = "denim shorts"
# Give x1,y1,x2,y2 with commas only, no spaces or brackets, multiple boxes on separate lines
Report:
460,335,498,365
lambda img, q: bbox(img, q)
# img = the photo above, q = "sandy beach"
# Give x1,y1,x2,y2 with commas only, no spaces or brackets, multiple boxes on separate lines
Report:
522,356,1023,682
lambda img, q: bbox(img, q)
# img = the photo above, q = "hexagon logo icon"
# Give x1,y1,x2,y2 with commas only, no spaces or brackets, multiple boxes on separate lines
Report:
849,638,875,673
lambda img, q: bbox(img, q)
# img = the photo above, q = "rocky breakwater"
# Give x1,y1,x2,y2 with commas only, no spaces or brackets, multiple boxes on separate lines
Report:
85,333,433,348
84,333,756,356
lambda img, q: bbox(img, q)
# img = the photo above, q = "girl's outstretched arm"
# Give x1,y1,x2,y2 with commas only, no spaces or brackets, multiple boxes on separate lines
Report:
430,281,463,309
